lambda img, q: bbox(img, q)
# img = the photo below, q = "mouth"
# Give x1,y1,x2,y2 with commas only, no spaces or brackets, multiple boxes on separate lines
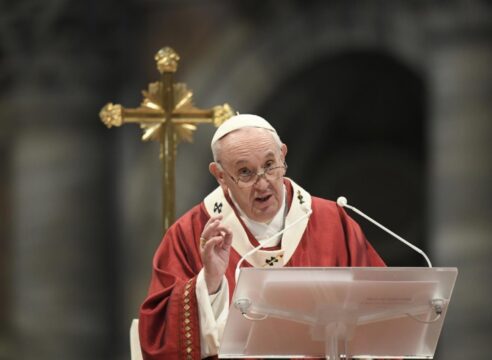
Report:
255,194,272,203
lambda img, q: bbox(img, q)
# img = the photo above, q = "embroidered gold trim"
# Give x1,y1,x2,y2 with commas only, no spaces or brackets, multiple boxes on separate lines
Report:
182,279,195,359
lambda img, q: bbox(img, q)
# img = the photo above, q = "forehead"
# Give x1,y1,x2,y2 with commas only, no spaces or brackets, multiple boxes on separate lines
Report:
219,127,279,165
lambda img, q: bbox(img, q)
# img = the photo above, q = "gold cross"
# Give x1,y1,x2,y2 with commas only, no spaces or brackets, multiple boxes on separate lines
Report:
99,47,233,230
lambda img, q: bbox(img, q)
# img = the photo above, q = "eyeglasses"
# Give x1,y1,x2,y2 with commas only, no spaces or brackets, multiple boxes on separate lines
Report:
220,162,287,189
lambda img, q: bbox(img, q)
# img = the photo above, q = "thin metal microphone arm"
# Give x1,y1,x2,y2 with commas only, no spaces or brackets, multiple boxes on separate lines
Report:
337,197,432,268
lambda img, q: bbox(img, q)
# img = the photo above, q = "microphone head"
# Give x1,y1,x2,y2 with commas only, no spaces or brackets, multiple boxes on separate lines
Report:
337,196,348,207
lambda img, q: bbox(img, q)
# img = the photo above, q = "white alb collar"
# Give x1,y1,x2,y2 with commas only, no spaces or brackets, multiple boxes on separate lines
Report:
229,185,287,246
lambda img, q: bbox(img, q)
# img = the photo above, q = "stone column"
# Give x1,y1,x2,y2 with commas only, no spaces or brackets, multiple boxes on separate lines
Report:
428,8,492,359
0,109,13,359
10,97,114,360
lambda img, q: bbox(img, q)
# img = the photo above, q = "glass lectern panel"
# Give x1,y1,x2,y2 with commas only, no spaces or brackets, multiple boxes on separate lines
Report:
219,267,457,359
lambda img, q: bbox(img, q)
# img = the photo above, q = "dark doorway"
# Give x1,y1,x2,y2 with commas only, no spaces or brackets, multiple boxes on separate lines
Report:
258,50,428,266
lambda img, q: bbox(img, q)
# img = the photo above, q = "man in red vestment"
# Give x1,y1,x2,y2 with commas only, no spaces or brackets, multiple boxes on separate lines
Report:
139,114,385,359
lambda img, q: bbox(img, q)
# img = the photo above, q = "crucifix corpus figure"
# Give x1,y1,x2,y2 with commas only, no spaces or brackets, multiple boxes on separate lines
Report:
99,47,234,230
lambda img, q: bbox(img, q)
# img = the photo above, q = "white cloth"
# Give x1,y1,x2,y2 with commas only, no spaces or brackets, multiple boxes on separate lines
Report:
196,270,229,358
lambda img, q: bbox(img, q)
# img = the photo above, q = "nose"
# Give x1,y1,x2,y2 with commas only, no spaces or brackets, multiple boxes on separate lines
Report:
253,173,270,190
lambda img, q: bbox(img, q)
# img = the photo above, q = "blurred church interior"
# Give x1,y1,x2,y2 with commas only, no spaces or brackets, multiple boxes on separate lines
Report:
0,1,491,359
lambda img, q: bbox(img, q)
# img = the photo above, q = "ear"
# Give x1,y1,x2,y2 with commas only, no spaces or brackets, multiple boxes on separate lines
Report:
209,162,229,192
280,143,288,160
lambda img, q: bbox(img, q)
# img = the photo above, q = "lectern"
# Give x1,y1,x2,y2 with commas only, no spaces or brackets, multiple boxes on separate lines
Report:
219,267,457,359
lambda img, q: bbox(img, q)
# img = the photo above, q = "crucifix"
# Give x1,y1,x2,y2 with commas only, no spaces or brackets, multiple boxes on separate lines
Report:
99,47,233,230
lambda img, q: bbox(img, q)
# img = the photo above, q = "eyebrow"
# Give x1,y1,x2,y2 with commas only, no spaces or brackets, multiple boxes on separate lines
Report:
232,151,277,167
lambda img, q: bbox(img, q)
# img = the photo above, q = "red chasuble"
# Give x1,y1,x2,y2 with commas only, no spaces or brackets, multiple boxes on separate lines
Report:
139,179,385,360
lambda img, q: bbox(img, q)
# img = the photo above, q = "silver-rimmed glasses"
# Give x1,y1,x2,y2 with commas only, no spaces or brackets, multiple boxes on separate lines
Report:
220,162,287,189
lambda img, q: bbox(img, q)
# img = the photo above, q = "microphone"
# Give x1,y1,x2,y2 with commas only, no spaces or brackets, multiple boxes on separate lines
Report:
336,196,432,267
234,208,313,283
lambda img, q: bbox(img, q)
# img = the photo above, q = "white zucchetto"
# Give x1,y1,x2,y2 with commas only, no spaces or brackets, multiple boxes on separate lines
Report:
211,114,277,148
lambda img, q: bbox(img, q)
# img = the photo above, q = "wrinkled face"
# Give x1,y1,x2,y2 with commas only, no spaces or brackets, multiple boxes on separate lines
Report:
211,127,287,223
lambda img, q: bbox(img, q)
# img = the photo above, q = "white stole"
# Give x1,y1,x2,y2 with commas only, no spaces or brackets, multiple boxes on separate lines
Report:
203,179,312,268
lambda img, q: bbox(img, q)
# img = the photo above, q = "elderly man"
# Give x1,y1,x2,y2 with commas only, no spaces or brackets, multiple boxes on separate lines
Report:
139,114,385,359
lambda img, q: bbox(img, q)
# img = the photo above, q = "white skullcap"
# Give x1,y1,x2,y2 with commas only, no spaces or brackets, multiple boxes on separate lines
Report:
211,114,277,147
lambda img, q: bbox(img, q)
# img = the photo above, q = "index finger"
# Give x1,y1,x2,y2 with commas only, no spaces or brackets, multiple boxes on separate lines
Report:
205,214,223,227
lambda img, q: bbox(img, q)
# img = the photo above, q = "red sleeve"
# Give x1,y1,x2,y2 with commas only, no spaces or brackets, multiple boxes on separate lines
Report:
337,205,386,267
139,205,210,360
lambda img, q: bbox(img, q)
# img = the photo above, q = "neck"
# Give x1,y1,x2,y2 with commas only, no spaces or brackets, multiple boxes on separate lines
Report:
228,186,286,225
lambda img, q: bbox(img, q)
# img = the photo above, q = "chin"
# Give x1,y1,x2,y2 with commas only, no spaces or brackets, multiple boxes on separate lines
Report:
252,209,277,223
